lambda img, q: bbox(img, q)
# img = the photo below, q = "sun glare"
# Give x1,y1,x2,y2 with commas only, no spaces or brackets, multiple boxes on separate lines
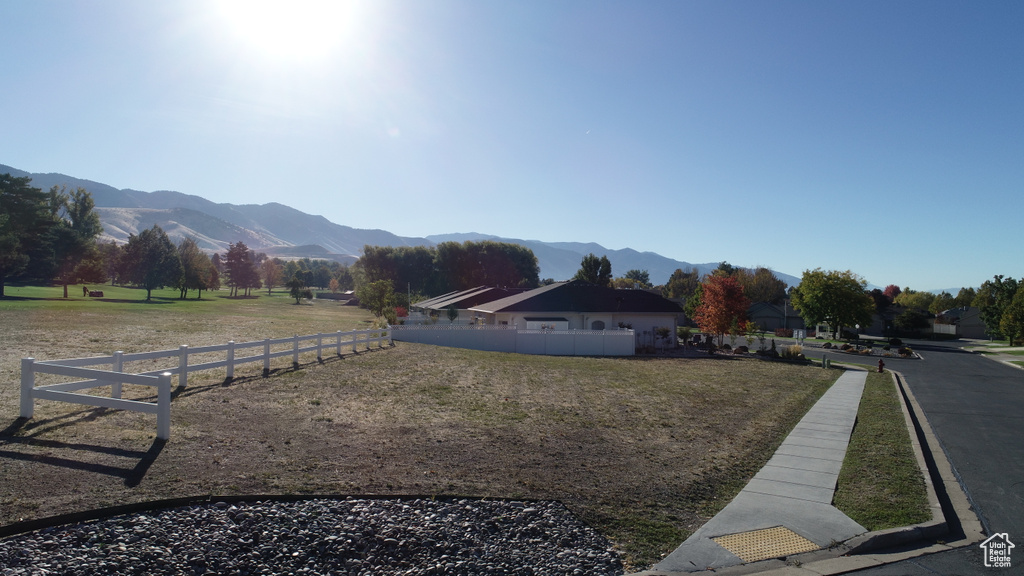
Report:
216,0,357,62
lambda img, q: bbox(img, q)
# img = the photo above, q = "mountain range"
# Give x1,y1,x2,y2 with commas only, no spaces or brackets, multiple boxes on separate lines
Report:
2,163,800,286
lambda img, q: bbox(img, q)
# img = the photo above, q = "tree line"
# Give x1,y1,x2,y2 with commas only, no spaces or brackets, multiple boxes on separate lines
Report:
356,241,541,296
2,172,359,302
102,230,357,302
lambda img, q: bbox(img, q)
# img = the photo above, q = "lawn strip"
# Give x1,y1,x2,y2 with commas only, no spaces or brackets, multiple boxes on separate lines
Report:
833,371,930,530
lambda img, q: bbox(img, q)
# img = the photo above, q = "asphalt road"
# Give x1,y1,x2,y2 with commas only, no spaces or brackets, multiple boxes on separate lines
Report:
802,339,1023,575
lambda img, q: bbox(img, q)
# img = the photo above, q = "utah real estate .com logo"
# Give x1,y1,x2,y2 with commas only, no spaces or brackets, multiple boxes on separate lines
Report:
980,533,1014,569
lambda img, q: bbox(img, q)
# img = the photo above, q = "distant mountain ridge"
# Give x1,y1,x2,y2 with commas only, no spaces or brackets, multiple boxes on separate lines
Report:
1,163,799,286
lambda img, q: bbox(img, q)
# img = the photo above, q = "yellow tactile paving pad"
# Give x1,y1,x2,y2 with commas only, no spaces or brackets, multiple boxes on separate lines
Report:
712,526,820,562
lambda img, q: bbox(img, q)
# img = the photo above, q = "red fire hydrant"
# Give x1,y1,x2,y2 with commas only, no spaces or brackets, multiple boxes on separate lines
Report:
877,359,885,373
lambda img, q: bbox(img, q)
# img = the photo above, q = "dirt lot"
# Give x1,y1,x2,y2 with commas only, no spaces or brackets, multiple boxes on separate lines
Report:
0,288,837,570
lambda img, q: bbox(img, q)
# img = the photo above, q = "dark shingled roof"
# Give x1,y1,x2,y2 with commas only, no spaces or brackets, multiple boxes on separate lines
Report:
469,280,683,314
415,286,531,311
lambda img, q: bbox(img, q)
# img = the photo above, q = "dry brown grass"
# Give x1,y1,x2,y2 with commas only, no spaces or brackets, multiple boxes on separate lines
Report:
0,286,837,570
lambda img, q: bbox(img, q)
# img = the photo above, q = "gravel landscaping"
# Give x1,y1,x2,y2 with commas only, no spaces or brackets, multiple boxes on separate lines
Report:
0,498,623,575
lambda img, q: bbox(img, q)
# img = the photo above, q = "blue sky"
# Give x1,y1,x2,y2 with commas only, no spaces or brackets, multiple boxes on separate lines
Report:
2,1,1022,291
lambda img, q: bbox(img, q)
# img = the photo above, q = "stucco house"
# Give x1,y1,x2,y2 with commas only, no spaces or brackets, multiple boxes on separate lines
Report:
467,280,683,347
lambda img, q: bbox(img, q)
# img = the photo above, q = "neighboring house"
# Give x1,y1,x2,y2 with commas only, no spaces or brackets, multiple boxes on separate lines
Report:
747,301,804,333
938,306,988,339
467,280,683,347
412,286,530,323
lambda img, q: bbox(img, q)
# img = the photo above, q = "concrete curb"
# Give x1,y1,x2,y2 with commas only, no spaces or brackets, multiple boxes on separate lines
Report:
628,368,984,575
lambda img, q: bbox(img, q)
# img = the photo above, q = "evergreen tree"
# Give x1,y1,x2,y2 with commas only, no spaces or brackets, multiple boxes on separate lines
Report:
224,241,261,296
0,174,51,296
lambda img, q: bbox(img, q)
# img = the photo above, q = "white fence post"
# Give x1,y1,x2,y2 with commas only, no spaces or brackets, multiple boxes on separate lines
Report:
292,334,300,368
157,372,172,440
20,358,35,419
112,351,124,398
352,331,358,354
178,345,189,388
226,341,235,380
263,338,271,376
336,330,343,357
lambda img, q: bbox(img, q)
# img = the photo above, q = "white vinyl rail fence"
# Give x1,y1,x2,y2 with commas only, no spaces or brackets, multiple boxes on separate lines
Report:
19,328,392,440
389,324,635,356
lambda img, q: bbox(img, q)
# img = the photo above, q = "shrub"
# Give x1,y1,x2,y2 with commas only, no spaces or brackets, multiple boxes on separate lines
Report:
898,347,913,357
889,338,903,346
840,343,853,351
822,342,833,349
859,348,872,355
677,326,692,340
720,343,732,351
775,328,794,338
780,344,803,360
734,345,749,354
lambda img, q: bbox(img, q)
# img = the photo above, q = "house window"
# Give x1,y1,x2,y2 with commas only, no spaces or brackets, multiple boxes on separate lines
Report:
591,320,606,330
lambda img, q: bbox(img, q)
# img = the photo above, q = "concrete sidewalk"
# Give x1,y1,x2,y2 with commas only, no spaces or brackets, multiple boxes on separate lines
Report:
645,370,869,574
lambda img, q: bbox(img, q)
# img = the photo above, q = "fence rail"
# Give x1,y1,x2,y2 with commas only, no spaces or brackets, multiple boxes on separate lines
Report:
19,328,392,440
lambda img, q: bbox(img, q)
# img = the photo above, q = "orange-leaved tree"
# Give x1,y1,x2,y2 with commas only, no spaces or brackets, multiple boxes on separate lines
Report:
694,275,751,346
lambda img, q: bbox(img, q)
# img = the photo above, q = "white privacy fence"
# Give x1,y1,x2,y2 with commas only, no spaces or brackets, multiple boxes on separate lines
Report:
19,328,392,440
389,324,635,356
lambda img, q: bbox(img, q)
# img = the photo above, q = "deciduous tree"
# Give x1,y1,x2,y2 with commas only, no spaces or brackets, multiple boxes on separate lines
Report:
973,275,1021,339
573,253,612,287
694,275,751,345
953,287,976,309
928,291,956,315
176,237,215,299
623,269,651,289
1000,284,1024,346
894,308,930,335
733,267,787,304
122,225,182,301
286,275,312,304
663,268,700,300
790,269,874,337
883,285,902,302
894,289,935,312
357,279,396,318
262,258,284,295
52,187,103,298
